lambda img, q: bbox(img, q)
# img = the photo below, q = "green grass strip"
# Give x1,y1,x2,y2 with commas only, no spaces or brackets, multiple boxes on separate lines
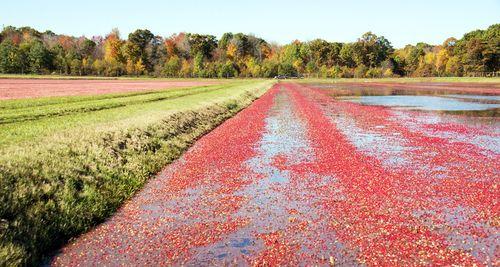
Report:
0,80,273,265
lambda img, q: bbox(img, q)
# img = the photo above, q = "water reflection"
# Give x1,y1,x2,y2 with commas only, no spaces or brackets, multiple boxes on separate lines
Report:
340,95,499,113
310,83,500,117
310,84,499,97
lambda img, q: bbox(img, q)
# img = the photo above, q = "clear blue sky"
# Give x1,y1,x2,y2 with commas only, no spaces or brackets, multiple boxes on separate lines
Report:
2,0,499,48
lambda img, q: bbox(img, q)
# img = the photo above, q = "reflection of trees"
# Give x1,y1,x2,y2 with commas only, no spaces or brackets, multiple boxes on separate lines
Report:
439,109,499,118
311,83,497,98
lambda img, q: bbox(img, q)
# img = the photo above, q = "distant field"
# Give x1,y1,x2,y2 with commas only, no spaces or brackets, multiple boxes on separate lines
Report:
300,77,500,84
0,74,229,80
0,78,224,100
0,79,274,265
0,74,121,80
306,81,500,95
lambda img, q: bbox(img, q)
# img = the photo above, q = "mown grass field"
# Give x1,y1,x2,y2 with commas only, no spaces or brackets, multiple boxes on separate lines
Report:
0,79,274,265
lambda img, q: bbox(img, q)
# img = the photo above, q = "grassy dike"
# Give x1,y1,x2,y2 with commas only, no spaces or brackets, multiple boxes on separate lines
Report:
0,80,274,265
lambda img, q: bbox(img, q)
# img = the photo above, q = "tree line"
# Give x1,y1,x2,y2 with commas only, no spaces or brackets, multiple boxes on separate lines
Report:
0,24,498,78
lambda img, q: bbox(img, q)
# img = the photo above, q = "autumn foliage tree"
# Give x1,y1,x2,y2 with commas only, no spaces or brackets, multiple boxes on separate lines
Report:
0,24,498,78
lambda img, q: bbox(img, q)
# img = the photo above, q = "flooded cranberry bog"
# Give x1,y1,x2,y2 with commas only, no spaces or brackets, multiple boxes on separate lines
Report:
52,81,499,266
0,78,221,100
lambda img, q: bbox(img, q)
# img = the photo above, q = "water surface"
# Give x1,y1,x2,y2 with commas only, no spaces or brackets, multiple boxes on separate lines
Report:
341,95,500,113
311,83,500,117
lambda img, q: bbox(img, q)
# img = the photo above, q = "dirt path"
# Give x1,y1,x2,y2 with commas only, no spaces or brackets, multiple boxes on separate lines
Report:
52,83,499,266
